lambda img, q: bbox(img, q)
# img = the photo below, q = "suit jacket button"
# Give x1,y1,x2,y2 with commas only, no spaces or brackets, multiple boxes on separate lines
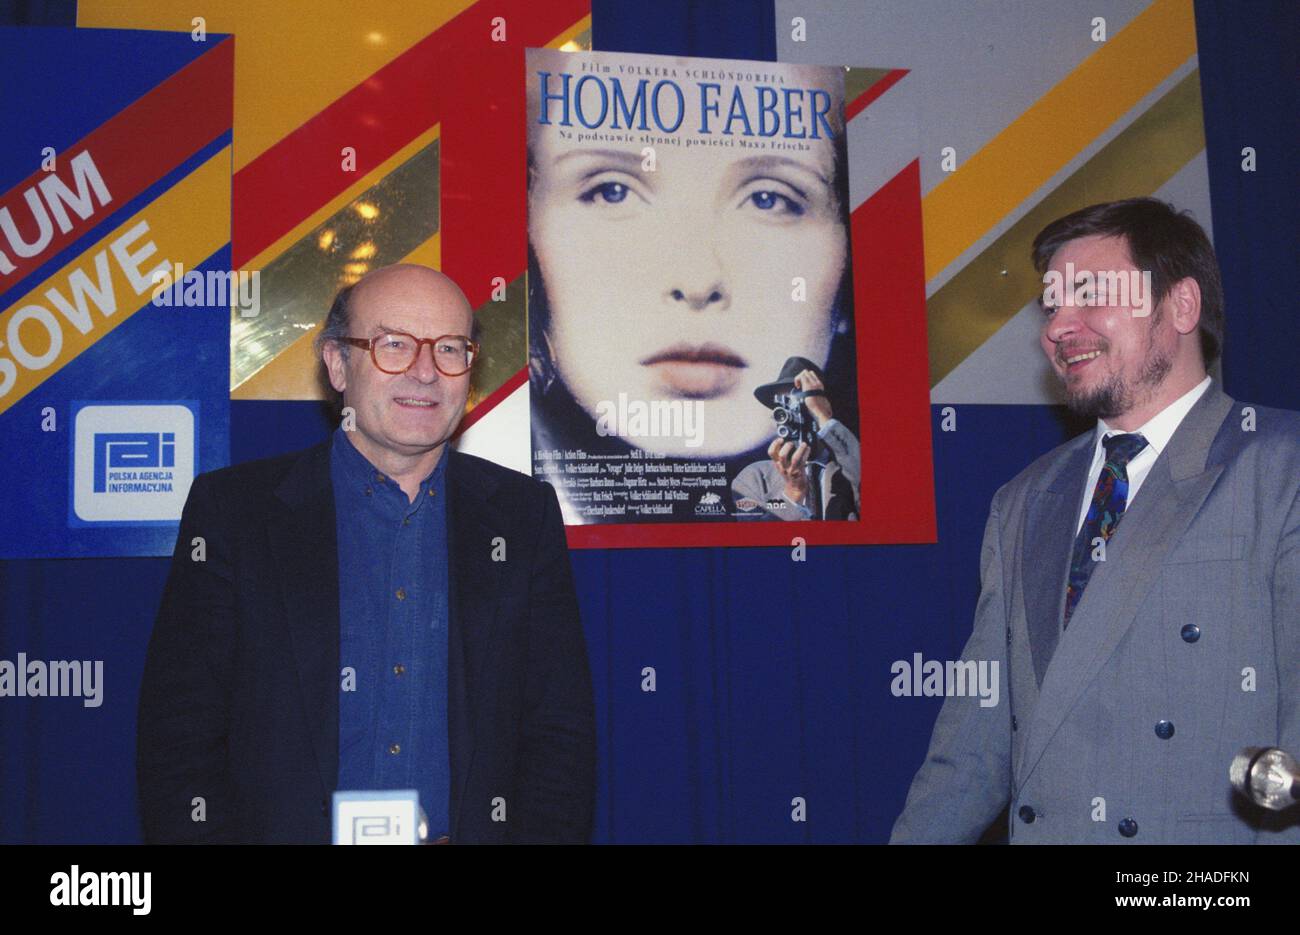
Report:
1017,805,1036,824
1154,720,1174,739
1180,624,1200,643
1118,818,1138,837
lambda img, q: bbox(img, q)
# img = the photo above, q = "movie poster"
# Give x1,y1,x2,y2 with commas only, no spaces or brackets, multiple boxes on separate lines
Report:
526,48,864,528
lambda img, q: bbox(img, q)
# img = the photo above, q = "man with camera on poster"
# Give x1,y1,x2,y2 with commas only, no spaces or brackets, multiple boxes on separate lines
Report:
731,357,861,521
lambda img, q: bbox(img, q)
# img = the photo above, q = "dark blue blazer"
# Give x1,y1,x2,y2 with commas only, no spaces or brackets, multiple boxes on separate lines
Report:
137,439,596,843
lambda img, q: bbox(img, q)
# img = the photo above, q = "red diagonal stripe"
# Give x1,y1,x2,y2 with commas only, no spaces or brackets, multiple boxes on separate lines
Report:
0,38,233,299
232,0,590,270
440,6,590,307
452,365,529,439
844,67,907,122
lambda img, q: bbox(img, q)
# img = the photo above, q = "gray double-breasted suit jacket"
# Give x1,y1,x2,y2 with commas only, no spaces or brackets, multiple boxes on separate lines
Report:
892,380,1300,843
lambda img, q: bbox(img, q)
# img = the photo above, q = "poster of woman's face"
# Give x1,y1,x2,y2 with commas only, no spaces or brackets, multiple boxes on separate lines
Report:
526,49,858,524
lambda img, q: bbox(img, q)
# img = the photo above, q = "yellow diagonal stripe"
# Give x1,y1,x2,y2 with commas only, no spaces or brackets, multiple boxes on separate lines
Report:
922,0,1197,281
928,73,1205,385
239,8,584,277
0,148,231,416
78,0,475,171
230,231,440,401
549,14,591,49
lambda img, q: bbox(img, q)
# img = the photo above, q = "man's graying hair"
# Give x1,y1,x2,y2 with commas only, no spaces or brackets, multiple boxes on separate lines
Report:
315,283,359,362
315,280,482,363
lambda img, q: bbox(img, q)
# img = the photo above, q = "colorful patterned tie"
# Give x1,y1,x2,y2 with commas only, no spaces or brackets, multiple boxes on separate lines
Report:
1063,432,1149,629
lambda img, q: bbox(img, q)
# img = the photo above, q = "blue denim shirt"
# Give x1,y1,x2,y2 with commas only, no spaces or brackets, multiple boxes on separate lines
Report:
331,426,450,838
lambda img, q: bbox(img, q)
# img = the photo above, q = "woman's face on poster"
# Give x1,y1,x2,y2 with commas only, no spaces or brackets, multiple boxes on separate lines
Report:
529,74,847,458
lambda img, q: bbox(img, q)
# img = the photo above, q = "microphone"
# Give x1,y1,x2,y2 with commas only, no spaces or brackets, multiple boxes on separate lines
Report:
1229,747,1300,810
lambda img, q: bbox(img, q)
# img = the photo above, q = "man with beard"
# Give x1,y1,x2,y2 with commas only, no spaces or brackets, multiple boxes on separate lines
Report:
891,198,1299,844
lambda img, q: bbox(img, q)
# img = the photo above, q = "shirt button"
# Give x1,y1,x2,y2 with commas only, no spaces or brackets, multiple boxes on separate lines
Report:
388,743,401,755
427,488,436,497
375,472,385,483
365,486,373,497
402,517,410,526
1118,817,1139,837
393,663,405,676
1180,624,1200,643
396,587,406,601
1154,720,1175,739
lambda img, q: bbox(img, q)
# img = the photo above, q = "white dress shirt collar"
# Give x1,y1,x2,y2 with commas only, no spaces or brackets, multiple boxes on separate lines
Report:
1094,374,1213,457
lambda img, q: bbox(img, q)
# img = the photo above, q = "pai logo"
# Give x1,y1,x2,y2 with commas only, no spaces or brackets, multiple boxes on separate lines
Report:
332,790,420,845
93,432,175,492
70,402,197,525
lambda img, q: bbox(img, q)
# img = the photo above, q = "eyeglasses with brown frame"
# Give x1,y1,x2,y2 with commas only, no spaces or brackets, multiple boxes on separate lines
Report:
337,332,479,377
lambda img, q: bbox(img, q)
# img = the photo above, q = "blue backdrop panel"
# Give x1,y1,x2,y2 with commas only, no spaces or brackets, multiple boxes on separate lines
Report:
0,26,232,558
1194,0,1299,411
0,26,211,183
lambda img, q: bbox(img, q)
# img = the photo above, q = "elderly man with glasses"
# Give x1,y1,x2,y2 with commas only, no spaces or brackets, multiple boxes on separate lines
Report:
137,265,596,844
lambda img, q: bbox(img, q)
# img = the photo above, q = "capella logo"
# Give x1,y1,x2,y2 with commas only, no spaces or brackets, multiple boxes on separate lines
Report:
49,865,151,915
694,491,726,515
